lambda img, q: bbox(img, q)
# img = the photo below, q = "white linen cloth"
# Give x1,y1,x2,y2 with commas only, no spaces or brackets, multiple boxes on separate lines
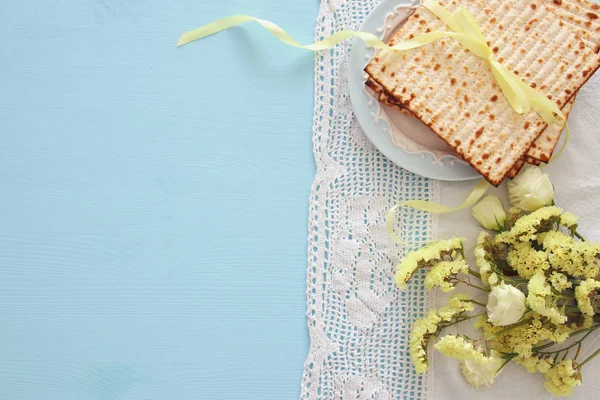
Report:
302,0,600,398
434,71,600,399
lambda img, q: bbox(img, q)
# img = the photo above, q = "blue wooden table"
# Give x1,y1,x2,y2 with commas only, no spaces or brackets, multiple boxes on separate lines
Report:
0,1,317,398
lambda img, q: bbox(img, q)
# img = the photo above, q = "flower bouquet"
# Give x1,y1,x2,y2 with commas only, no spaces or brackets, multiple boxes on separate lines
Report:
397,166,600,397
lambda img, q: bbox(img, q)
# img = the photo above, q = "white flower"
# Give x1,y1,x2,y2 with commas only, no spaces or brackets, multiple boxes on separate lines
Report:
487,282,527,326
472,195,507,231
460,351,504,389
508,165,554,212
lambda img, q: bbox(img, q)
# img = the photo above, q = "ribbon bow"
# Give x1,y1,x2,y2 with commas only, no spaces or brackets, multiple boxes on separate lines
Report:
412,1,565,124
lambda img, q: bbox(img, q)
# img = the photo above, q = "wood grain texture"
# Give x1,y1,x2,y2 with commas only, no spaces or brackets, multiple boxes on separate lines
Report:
0,0,316,398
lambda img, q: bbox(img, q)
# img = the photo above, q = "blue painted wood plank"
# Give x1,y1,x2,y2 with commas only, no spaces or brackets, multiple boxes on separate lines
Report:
0,0,316,398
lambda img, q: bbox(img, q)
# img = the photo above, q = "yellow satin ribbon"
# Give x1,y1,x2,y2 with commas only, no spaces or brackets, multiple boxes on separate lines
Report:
386,179,490,245
178,1,572,245
178,1,567,125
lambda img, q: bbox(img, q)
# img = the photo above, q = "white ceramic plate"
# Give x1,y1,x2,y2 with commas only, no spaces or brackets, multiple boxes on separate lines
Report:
348,0,480,181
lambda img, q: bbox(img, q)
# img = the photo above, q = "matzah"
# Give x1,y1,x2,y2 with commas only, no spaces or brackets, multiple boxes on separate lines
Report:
365,0,600,186
366,0,594,165
544,0,600,52
506,159,526,179
368,77,572,164
366,78,416,116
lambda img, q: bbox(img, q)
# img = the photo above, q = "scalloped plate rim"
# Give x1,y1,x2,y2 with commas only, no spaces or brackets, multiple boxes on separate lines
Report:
348,0,481,182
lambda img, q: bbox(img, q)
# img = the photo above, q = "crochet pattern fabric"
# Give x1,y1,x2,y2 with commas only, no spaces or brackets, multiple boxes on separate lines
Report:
301,0,439,398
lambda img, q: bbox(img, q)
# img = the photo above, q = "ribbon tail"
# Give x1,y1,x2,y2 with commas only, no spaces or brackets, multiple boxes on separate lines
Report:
550,121,570,161
178,15,258,47
386,179,490,245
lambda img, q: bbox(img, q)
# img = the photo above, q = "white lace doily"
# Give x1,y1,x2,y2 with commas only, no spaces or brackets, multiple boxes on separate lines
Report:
301,0,439,398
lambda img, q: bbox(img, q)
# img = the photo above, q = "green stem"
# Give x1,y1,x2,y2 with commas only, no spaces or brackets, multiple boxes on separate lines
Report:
574,230,586,242
468,268,482,279
488,318,533,339
532,325,600,352
467,299,487,307
536,329,595,355
439,313,487,329
454,278,490,292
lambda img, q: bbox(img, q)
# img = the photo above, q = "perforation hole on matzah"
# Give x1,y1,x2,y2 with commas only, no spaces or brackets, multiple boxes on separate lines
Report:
365,0,600,185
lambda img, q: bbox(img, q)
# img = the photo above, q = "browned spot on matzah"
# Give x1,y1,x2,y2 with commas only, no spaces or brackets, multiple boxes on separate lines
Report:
587,12,599,20
450,78,457,85
475,127,484,138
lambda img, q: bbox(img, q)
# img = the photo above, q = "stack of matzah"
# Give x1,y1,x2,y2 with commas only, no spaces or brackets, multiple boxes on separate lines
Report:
364,0,600,185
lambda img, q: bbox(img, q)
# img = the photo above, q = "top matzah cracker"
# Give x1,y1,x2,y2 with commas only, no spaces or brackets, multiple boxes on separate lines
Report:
365,0,600,186
544,0,600,52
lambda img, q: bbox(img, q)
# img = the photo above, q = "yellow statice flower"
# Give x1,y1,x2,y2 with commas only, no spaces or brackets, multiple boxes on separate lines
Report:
549,272,572,292
517,356,555,374
527,272,567,326
494,230,515,245
410,309,442,374
425,259,469,292
543,360,582,397
409,294,473,374
509,206,562,242
506,241,550,279
438,293,474,320
539,232,600,278
395,237,466,289
575,279,600,316
560,212,578,229
434,335,489,363
474,315,501,338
